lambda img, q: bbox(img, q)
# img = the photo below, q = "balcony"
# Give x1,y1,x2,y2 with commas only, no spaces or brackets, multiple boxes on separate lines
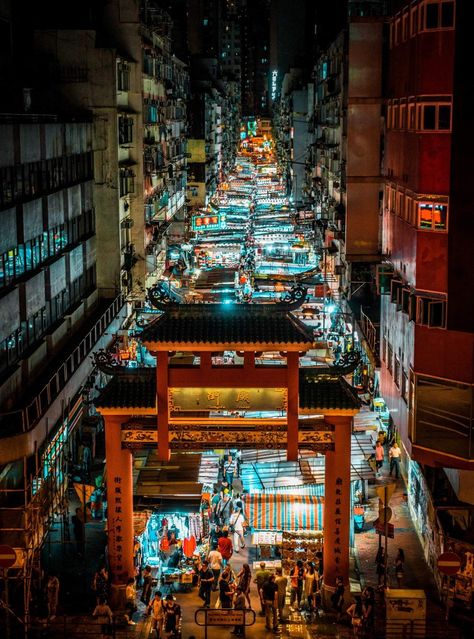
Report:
0,294,127,461
359,307,380,366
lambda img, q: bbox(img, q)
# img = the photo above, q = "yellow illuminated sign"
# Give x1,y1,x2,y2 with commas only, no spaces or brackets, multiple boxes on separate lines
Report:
169,387,287,413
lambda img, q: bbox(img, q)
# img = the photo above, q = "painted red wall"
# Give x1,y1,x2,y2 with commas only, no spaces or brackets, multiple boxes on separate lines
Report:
414,327,474,384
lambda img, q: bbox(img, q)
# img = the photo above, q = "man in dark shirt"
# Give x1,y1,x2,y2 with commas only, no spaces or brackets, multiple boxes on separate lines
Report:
198,560,214,607
262,574,280,633
163,594,181,637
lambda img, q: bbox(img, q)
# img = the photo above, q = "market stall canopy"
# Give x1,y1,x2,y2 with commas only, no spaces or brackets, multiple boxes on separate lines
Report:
244,493,324,531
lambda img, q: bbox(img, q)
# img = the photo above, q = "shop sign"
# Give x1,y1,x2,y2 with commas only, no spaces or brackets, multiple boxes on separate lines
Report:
169,387,288,414
195,608,255,627
192,213,226,231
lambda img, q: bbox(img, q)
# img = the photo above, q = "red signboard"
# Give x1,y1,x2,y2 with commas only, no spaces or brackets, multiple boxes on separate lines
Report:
374,519,394,538
437,552,461,576
0,545,17,568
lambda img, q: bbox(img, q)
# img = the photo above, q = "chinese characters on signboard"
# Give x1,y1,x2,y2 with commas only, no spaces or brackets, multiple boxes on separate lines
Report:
333,476,343,575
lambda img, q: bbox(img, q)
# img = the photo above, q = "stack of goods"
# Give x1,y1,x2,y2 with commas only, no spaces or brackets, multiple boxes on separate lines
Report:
281,530,323,572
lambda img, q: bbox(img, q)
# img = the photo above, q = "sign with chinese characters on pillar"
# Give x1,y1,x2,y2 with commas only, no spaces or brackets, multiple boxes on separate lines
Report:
110,475,125,577
168,387,288,416
333,476,343,575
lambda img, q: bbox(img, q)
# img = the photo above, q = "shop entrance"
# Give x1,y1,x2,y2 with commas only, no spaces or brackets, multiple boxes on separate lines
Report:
94,298,360,600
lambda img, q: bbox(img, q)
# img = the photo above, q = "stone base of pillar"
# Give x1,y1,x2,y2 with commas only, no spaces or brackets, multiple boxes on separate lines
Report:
321,581,351,612
108,583,128,610
321,582,336,611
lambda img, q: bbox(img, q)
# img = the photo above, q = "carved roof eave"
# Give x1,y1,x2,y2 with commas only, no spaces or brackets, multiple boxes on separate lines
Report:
147,283,309,313
93,350,155,377
302,350,362,378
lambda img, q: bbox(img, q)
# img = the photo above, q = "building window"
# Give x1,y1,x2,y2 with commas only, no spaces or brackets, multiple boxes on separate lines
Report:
402,13,409,41
422,1,455,30
119,168,135,197
394,357,401,388
118,116,134,145
418,202,448,230
410,7,418,35
387,343,393,374
416,296,446,328
117,61,130,92
417,102,452,131
401,369,408,403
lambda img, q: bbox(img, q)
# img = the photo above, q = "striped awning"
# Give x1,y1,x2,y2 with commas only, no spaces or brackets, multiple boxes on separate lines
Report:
243,494,324,531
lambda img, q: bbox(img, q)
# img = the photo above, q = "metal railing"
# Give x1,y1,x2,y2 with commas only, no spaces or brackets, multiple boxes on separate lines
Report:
0,294,124,436
360,307,380,357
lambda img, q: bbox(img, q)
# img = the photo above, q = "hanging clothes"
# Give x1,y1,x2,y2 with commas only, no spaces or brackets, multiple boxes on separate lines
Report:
183,535,197,558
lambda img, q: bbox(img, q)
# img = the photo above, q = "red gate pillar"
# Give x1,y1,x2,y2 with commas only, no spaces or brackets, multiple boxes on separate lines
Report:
286,352,299,461
156,350,170,461
104,414,135,585
323,416,352,595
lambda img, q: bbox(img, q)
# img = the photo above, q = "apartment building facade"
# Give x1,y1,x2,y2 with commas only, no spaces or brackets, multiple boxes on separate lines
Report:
381,0,473,477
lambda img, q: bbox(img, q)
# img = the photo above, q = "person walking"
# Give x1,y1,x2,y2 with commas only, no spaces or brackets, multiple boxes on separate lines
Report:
163,594,181,638
274,567,288,623
389,442,402,478
374,441,384,476
92,566,109,604
236,563,252,608
223,454,237,487
254,561,270,616
218,529,233,566
346,596,364,637
198,560,214,608
395,548,405,587
262,574,280,633
71,507,85,556
207,545,223,590
92,596,113,639
289,560,304,611
46,573,60,621
304,563,318,613
218,569,234,609
232,586,246,636
375,547,386,587
141,565,153,606
124,577,137,625
147,591,164,639
229,508,246,553
216,493,233,527
331,576,345,623
362,586,375,632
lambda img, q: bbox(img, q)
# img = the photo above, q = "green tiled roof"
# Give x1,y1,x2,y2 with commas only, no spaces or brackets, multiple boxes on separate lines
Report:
95,369,156,409
299,372,361,410
140,304,313,346
95,368,360,412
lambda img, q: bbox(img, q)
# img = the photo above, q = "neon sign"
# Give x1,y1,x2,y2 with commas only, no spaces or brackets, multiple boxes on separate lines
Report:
271,70,278,101
192,213,227,231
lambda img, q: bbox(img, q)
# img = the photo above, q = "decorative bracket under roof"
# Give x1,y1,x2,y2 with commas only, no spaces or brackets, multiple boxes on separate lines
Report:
275,283,308,311
304,350,362,378
147,280,181,311
93,349,128,376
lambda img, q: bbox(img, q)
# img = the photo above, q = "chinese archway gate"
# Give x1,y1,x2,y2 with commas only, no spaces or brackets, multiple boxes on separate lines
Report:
94,288,360,601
